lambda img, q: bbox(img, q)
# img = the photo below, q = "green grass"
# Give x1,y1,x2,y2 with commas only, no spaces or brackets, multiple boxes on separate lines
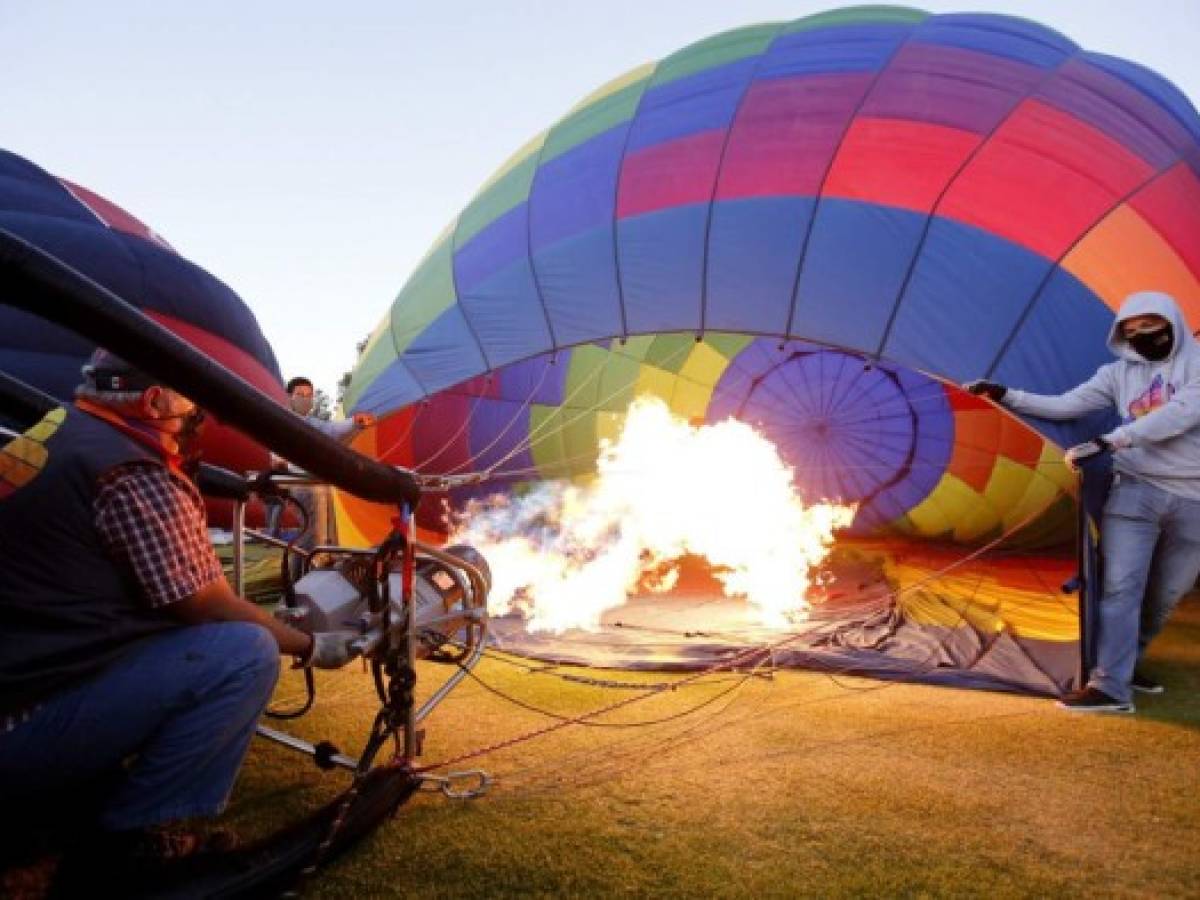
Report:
228,584,1200,899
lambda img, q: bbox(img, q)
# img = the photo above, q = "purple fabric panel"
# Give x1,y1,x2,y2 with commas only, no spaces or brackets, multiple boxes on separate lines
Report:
1037,58,1189,169
862,42,1042,134
496,352,567,406
468,398,536,475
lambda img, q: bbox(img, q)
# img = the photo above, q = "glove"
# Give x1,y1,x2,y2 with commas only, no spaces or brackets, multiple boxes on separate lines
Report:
296,631,361,669
1064,437,1112,471
352,412,377,429
964,380,1007,403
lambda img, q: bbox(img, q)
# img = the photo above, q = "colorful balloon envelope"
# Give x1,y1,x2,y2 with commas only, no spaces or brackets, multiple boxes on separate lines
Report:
0,149,286,482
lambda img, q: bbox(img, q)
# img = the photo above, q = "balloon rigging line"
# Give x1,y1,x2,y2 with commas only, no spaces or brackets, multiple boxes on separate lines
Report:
412,504,1049,775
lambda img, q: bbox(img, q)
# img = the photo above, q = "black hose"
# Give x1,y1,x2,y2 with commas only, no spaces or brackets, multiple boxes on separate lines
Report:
0,369,57,426
0,228,420,507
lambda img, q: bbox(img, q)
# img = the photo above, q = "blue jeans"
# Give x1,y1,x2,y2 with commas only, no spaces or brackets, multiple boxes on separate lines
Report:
0,622,279,831
1091,476,1200,703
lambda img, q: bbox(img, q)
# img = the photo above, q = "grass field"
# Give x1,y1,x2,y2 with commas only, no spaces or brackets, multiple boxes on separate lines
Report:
229,591,1200,899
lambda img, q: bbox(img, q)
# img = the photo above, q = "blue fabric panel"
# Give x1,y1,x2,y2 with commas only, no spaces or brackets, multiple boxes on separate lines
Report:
456,254,555,369
706,196,815,336
618,205,707,335
353,357,426,413
532,226,624,347
759,24,911,80
1082,53,1200,145
130,238,279,374
454,203,528,294
883,218,1052,386
625,58,758,153
0,347,85,404
911,14,1075,69
469,398,535,475
402,305,491,398
789,200,926,353
991,267,1119,448
530,124,625,249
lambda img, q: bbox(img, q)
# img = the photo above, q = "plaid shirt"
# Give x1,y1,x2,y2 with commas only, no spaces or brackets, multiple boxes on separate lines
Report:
94,461,224,608
3,442,224,734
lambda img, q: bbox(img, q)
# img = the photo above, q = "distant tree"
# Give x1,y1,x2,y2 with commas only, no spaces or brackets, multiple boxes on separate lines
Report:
312,388,333,421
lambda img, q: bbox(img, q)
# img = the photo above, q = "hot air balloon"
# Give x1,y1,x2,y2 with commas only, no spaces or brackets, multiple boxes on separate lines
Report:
0,148,286,519
337,7,1200,694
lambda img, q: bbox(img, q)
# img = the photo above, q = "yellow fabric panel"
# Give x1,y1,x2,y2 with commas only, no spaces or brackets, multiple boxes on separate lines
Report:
25,415,62,443
1001,462,1071,533
595,410,625,447
950,493,1004,543
5,436,48,469
904,474,978,537
982,457,1036,517
1062,204,1200,314
888,566,1078,642
566,63,657,116
634,364,679,401
668,377,711,422
1036,442,1076,495
679,341,731,391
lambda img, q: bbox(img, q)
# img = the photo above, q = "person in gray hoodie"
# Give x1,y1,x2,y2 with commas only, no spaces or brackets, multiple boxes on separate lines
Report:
967,291,1200,713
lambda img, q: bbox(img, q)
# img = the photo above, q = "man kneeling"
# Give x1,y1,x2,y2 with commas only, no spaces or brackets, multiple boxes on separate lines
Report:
0,352,355,869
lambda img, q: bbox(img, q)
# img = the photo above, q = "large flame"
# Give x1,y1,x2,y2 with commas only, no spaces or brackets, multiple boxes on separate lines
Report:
450,396,855,632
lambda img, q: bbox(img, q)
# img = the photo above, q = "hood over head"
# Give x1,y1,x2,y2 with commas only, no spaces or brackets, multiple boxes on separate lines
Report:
1107,291,1195,363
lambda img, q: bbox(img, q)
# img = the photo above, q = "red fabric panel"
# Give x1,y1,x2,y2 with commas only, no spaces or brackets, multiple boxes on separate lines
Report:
941,99,1154,259
715,72,874,201
410,392,472,474
617,130,725,218
144,311,285,477
996,415,1045,469
376,406,418,467
824,118,981,212
1129,162,1200,279
57,178,174,250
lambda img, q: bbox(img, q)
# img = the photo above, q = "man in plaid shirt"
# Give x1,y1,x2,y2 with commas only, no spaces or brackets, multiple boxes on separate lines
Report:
0,351,359,866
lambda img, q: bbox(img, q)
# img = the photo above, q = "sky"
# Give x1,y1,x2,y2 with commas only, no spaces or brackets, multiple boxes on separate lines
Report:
3,0,1198,405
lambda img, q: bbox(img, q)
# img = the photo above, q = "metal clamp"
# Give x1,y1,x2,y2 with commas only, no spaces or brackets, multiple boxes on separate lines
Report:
417,769,492,800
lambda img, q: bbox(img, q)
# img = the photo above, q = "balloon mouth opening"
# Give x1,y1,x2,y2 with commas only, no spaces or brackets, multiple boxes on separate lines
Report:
486,544,891,671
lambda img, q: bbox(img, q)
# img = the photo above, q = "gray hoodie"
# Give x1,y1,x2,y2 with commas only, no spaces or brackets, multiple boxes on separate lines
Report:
1004,291,1200,501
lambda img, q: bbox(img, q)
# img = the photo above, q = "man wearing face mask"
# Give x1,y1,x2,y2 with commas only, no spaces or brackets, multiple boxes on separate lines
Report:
267,376,376,547
0,350,360,869
966,291,1200,713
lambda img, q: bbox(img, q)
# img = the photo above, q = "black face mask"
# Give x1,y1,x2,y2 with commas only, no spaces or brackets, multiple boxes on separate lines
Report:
1127,324,1173,362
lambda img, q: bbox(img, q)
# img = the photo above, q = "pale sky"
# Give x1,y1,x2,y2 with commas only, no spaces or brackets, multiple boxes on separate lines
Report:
3,1,1197,403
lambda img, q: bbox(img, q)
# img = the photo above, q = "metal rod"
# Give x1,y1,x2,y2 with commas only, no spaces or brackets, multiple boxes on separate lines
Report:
254,724,359,771
232,500,246,597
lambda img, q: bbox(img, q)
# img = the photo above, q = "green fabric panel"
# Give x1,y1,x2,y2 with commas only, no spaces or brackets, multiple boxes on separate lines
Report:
456,153,541,247
703,333,753,360
784,5,928,33
391,231,458,356
344,319,398,410
560,406,600,472
595,352,642,412
562,345,610,411
651,22,780,87
529,405,567,473
541,78,652,164
643,334,696,373
614,335,655,362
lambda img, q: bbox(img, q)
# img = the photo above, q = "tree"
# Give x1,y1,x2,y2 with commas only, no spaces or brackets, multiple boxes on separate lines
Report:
337,334,372,408
312,388,333,421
